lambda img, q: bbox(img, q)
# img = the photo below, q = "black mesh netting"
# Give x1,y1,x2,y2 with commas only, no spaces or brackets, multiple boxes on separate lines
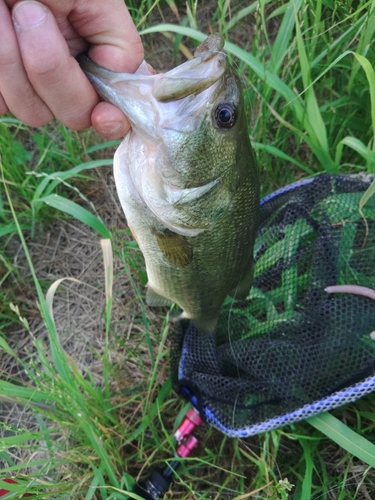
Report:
176,174,375,437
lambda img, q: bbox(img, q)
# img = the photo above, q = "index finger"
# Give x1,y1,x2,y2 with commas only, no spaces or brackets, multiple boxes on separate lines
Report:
67,0,144,72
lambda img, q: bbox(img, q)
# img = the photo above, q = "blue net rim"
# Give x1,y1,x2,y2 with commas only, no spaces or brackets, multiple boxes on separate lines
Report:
190,375,375,438
260,172,374,206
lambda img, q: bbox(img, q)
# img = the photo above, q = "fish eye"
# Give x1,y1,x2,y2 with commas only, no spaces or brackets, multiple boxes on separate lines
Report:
214,103,236,129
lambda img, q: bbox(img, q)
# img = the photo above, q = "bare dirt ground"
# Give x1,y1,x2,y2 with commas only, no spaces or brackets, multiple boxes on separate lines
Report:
3,164,154,378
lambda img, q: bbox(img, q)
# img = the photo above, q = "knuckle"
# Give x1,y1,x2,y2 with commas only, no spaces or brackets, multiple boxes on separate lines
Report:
62,110,92,131
26,54,62,80
21,110,52,127
132,35,144,56
123,33,144,65
25,113,52,127
13,98,53,127
0,51,20,69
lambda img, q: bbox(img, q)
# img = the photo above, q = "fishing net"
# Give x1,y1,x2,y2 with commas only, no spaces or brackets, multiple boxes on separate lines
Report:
176,173,375,437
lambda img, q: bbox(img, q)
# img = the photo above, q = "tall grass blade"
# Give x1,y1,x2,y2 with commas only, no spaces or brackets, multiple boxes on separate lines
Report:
359,178,375,211
100,238,114,397
335,136,369,165
0,380,51,402
0,222,31,237
269,0,303,74
225,1,273,33
1,429,55,447
253,142,314,174
127,377,173,442
101,239,114,302
39,194,111,239
45,277,82,324
349,1,375,87
352,53,375,155
31,159,113,201
307,413,375,467
0,337,16,357
299,440,313,500
294,10,333,170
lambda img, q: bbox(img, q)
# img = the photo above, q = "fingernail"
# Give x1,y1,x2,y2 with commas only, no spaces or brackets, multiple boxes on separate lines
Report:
97,121,123,135
13,1,47,30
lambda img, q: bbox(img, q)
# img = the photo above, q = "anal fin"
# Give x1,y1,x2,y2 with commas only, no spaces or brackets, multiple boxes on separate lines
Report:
146,286,174,307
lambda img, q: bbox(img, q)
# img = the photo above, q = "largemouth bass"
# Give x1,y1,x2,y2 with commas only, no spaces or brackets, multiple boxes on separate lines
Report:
78,35,259,333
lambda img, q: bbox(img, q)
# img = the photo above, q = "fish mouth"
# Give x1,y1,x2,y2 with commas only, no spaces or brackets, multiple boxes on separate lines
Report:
77,35,226,134
151,34,225,102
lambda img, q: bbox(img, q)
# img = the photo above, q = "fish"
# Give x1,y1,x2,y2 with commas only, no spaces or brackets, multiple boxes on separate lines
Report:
77,34,260,333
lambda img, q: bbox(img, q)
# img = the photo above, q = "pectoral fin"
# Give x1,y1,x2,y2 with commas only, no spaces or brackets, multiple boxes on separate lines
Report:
153,228,193,267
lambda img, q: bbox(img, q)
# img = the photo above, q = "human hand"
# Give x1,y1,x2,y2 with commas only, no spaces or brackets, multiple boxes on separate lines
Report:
0,0,144,139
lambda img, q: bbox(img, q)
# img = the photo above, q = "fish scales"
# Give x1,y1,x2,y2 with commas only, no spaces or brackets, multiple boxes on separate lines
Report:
78,35,260,333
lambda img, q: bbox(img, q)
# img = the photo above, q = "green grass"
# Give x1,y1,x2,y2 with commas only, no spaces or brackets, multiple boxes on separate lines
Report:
2,0,375,498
